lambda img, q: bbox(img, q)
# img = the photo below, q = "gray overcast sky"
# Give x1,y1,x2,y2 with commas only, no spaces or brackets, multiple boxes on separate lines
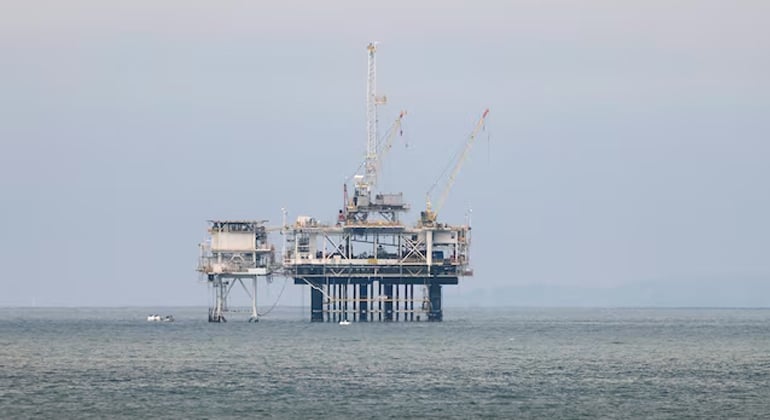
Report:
1,1,769,307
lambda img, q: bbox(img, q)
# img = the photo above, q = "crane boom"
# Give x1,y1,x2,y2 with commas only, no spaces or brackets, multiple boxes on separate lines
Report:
376,111,406,175
423,108,489,225
349,111,406,190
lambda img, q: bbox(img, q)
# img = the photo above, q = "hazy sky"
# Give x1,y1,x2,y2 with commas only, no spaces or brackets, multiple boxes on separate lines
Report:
1,1,768,307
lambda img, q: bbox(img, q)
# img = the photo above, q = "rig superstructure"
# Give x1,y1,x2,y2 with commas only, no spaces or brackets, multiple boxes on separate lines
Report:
197,42,487,322
198,220,274,322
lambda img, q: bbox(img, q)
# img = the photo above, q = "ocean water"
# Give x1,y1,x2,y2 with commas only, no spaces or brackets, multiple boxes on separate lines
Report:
1,307,769,419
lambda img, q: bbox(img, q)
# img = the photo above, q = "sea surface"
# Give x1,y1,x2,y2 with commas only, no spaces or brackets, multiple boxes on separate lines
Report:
1,307,769,419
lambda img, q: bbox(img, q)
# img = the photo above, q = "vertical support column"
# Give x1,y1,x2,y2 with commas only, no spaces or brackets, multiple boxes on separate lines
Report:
403,284,407,321
210,277,218,322
217,277,225,322
428,282,442,321
426,230,433,266
311,285,323,322
410,284,414,321
359,283,368,322
325,283,329,322
209,275,228,323
395,284,400,321
378,282,382,321
343,282,349,322
346,235,351,259
331,283,339,322
249,276,258,322
384,283,393,321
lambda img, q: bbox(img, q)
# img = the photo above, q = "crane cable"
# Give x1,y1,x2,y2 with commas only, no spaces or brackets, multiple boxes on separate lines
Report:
344,115,405,185
427,137,465,197
427,114,488,202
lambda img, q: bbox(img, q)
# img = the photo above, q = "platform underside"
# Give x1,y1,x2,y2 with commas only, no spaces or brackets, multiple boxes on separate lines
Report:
292,273,456,322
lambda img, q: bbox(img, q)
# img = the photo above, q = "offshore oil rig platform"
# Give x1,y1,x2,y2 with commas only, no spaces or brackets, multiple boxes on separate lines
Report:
197,42,488,322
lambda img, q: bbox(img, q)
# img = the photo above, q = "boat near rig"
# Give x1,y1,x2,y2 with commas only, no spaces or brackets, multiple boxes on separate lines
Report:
197,42,488,323
147,314,175,322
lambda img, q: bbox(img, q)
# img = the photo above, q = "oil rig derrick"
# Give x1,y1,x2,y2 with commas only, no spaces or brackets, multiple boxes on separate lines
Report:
281,43,475,322
197,220,275,322
197,42,483,322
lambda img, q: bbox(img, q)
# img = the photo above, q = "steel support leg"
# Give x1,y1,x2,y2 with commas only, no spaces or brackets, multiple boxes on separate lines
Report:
310,286,323,322
384,284,393,322
428,283,442,322
359,284,368,322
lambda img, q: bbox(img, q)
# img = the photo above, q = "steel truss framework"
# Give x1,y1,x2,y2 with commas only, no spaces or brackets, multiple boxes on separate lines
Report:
198,220,275,322
207,275,265,323
284,221,471,322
